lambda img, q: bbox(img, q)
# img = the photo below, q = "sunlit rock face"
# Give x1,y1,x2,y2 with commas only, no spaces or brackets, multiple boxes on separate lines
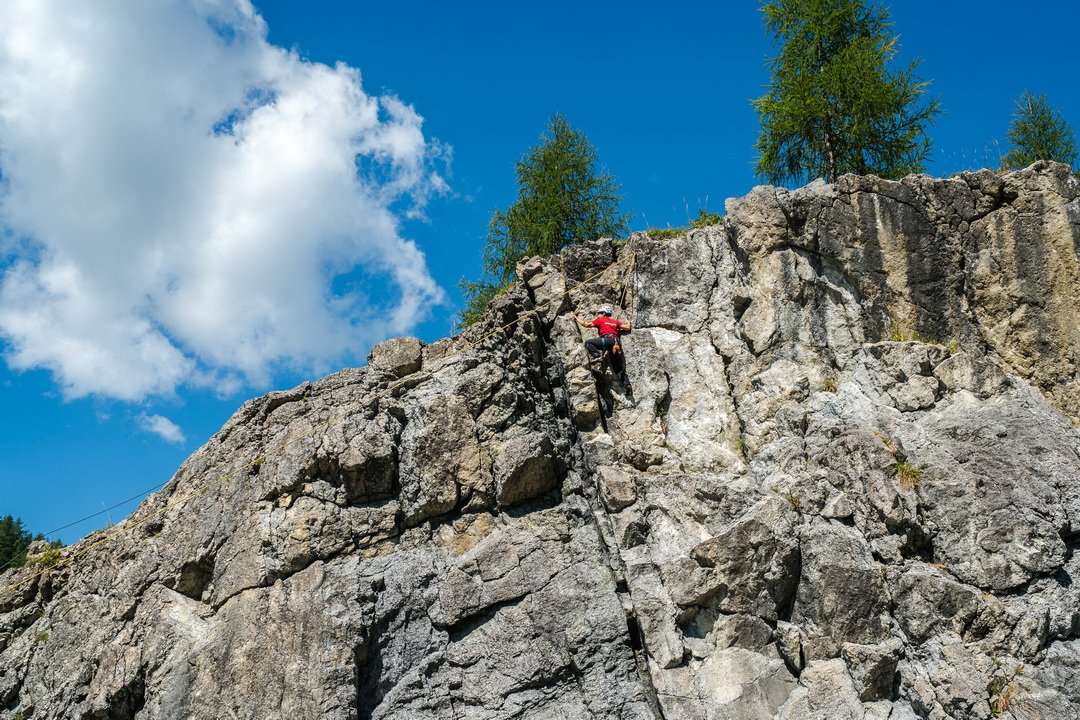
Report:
3,162,1080,720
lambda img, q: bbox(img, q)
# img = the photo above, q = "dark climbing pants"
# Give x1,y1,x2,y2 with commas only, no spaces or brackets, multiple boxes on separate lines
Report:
585,336,617,358
586,337,627,380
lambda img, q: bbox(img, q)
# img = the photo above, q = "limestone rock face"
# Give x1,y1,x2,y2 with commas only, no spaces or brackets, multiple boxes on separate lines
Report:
367,336,424,378
3,163,1080,719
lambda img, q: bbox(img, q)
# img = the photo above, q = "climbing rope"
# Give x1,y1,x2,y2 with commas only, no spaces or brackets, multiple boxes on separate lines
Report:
615,250,637,324
603,250,637,361
0,249,638,601
614,250,637,354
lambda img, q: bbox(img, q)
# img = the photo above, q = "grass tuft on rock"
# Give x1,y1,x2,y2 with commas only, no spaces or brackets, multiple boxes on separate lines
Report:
892,461,922,489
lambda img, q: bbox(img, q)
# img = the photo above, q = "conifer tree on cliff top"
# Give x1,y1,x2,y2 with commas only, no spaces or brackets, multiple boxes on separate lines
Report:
1002,91,1078,171
0,515,43,570
459,114,628,327
753,0,941,185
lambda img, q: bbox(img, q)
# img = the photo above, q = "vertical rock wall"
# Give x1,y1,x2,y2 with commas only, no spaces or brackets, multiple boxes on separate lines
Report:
2,163,1079,719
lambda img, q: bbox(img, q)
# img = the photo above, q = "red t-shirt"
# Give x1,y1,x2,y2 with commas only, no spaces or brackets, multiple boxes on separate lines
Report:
591,316,623,338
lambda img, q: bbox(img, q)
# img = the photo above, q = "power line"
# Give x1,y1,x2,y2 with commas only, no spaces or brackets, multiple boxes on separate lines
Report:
0,481,167,575
48,482,169,537
0,250,638,599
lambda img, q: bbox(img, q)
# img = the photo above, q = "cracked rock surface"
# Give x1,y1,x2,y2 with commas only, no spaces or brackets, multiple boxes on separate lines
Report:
3,162,1080,719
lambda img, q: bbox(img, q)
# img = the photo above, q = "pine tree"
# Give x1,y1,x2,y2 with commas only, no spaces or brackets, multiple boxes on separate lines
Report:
1002,92,1078,171
0,515,40,570
459,114,628,326
753,0,941,185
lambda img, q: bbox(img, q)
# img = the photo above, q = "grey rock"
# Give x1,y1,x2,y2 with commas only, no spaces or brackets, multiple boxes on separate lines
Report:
899,635,997,719
681,496,799,621
822,492,855,520
597,466,638,512
5,164,1080,719
893,568,989,645
776,659,864,720
775,620,806,675
368,336,424,377
1027,640,1080,719
933,352,1009,398
842,637,904,701
680,647,798,720
795,521,890,659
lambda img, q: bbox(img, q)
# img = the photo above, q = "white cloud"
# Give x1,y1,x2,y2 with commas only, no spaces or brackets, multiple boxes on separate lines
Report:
138,413,187,444
0,0,447,400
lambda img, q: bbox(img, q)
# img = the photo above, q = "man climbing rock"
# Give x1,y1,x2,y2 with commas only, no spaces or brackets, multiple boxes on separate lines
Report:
574,305,631,384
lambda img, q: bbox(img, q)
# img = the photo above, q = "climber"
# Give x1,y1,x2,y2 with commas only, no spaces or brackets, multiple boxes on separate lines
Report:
574,305,631,384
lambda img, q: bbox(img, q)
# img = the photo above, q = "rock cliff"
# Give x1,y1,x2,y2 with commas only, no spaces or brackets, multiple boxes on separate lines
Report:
3,162,1080,720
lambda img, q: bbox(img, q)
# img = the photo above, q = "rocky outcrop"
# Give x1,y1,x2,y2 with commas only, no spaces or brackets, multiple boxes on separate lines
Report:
2,162,1080,719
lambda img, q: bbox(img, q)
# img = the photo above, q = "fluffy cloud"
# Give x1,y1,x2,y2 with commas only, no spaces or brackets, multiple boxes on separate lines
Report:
0,0,446,400
138,414,186,445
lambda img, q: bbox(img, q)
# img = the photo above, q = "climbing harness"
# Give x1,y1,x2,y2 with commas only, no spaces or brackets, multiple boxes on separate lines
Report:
0,249,639,601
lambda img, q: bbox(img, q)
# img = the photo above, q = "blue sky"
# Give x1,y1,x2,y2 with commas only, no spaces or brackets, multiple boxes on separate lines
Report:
1,0,1078,545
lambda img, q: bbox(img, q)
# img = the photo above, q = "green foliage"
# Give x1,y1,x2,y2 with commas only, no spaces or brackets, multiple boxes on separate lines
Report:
690,209,723,228
33,631,49,644
753,0,941,184
1002,91,1078,170
876,432,899,455
485,113,629,274
770,485,801,510
887,322,933,344
887,319,959,351
821,376,838,393
27,544,63,568
892,461,921,489
459,114,628,327
0,515,43,571
987,658,1025,717
646,227,684,239
456,278,515,329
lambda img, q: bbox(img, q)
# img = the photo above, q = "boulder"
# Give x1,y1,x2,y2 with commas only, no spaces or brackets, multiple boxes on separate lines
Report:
368,336,423,377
